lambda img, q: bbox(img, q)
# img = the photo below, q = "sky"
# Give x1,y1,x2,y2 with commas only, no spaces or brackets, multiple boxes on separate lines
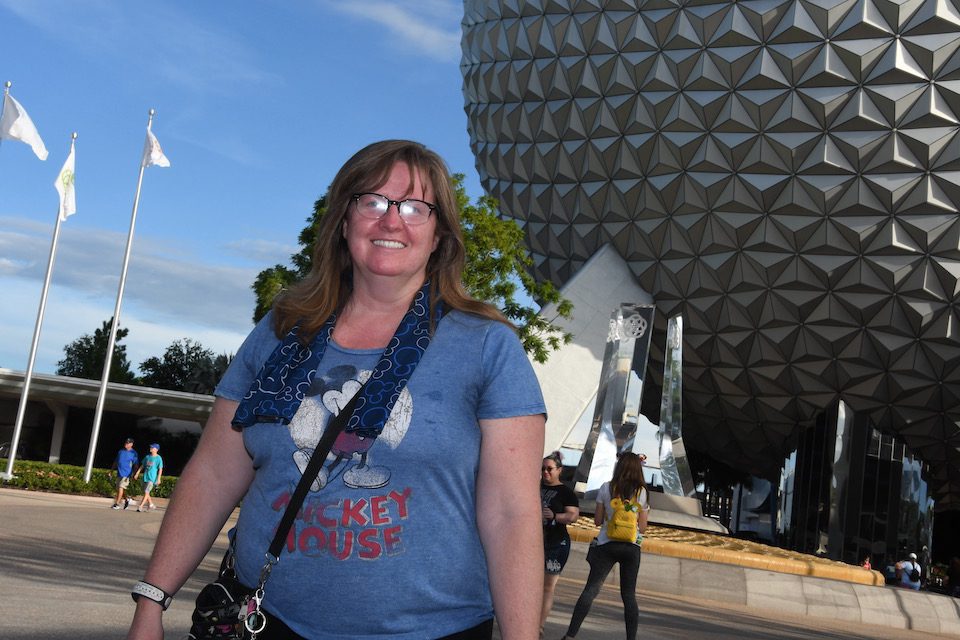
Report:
0,0,484,375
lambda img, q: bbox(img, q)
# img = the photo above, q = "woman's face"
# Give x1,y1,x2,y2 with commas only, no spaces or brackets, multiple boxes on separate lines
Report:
342,161,439,290
542,460,561,483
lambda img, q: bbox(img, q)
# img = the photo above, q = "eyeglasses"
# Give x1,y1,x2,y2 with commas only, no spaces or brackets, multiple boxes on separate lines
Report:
542,466,558,472
351,192,436,226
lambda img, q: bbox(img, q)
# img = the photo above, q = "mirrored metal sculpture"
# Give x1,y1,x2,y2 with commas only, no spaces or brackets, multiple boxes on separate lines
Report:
574,304,655,496
657,315,695,498
827,400,853,557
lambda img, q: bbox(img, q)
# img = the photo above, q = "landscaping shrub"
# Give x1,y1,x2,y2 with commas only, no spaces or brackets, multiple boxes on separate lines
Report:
0,458,177,498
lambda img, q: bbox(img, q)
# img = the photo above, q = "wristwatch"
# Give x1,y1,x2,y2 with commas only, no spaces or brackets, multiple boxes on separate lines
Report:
131,580,173,610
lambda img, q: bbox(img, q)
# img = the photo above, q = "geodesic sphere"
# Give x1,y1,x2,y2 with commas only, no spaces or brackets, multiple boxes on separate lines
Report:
461,0,960,505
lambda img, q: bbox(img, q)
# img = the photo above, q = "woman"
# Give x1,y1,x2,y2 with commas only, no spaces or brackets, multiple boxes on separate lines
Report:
539,451,579,635
562,452,649,640
126,140,546,639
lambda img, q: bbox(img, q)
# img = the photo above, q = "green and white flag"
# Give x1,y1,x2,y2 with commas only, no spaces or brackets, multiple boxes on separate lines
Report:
55,143,76,221
0,91,48,160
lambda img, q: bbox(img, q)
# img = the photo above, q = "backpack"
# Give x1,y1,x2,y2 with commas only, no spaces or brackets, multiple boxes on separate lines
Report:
606,490,644,543
909,564,921,582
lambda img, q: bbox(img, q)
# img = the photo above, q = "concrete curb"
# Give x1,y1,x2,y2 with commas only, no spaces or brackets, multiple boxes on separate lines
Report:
560,539,960,636
568,524,885,586
645,537,886,586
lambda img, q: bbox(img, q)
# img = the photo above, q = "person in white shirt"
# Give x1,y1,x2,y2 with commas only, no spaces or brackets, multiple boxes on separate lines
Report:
562,453,650,640
897,552,922,590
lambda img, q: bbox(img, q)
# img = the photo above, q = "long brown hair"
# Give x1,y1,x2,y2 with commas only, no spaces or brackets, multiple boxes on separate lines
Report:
610,452,647,501
272,140,509,340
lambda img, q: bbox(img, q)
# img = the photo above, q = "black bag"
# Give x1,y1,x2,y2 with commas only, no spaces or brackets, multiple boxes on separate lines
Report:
186,388,364,640
186,571,257,640
909,565,921,582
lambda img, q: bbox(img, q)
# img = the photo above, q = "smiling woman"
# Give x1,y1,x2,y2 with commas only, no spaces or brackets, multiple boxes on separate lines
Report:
126,140,547,640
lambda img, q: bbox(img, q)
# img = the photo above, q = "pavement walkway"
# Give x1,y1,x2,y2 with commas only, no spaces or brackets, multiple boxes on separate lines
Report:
1,488,957,639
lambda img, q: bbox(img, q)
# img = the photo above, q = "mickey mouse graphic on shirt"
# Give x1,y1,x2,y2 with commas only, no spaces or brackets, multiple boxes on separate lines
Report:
289,364,412,491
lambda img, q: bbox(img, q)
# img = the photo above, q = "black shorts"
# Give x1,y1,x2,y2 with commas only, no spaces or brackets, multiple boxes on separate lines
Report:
545,539,571,575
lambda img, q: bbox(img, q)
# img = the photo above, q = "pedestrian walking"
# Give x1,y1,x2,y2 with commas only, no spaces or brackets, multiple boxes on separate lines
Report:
110,437,139,510
562,452,650,640
134,444,163,512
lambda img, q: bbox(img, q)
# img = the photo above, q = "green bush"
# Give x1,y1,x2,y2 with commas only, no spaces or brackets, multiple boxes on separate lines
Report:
0,458,177,498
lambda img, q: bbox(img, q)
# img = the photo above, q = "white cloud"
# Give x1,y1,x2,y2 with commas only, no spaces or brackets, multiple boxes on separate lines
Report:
0,216,259,331
322,0,461,62
0,275,252,375
0,257,20,273
0,215,276,373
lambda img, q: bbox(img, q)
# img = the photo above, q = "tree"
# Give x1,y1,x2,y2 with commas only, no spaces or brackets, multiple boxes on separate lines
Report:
252,174,573,362
139,339,215,392
185,352,234,395
56,317,137,383
455,177,573,362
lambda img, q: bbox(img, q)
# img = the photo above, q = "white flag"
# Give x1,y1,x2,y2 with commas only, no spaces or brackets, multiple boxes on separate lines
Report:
55,144,76,221
0,92,49,160
141,126,170,168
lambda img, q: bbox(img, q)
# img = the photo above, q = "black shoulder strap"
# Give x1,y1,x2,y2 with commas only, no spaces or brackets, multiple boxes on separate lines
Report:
267,384,364,560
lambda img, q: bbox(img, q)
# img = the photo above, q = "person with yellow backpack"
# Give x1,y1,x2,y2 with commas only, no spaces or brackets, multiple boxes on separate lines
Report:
561,452,650,640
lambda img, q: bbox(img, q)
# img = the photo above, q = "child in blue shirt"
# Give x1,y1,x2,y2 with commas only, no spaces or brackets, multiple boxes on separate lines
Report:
134,444,163,512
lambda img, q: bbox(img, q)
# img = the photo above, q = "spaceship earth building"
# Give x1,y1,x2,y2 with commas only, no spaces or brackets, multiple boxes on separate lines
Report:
461,0,960,507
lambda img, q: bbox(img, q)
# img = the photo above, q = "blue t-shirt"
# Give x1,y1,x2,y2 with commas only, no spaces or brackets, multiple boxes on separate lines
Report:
115,449,139,478
141,454,163,483
215,310,546,639
899,560,921,589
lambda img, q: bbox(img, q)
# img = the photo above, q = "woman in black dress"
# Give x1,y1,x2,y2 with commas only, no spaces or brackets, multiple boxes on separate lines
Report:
539,451,580,635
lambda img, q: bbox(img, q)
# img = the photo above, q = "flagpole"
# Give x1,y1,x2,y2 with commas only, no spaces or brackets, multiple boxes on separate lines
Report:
0,81,9,153
83,110,156,483
1,132,77,482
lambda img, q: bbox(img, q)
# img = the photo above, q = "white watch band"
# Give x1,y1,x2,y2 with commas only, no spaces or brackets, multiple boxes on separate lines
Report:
131,580,173,610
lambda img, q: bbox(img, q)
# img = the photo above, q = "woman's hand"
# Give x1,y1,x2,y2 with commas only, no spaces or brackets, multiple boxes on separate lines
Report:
541,505,554,521
559,505,580,525
637,506,650,534
125,600,163,640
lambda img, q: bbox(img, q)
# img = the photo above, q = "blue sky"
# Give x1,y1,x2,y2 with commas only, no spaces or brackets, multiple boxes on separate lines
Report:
0,0,483,375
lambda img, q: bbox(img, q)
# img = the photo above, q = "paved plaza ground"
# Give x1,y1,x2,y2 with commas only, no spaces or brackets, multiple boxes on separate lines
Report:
0,487,955,639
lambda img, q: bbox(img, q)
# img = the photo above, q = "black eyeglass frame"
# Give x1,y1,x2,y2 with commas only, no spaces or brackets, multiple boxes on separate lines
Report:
350,192,437,225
